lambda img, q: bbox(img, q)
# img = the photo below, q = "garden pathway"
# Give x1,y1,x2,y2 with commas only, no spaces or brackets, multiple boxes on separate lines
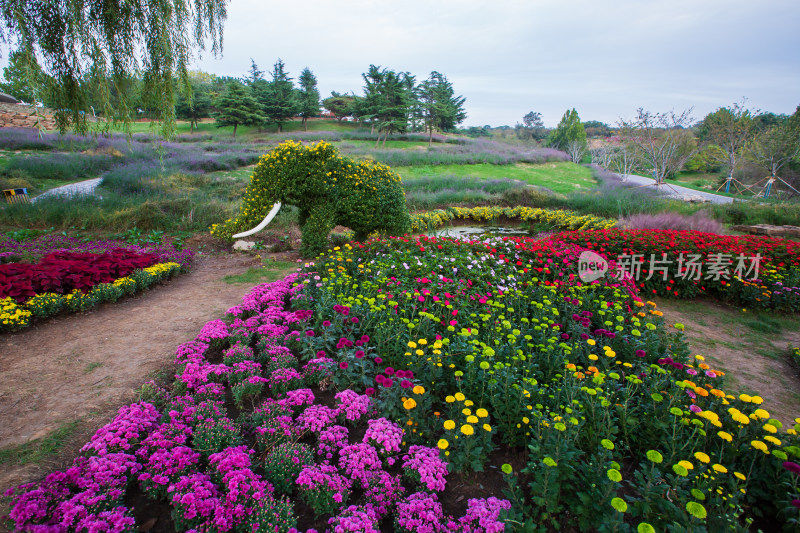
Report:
621,174,735,204
0,250,295,495
30,177,103,203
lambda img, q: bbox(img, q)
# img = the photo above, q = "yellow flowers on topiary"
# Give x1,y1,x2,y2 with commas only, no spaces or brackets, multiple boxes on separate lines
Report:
211,140,411,257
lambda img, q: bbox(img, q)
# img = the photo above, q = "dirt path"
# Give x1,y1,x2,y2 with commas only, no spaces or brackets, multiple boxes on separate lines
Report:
655,298,800,427
0,251,292,494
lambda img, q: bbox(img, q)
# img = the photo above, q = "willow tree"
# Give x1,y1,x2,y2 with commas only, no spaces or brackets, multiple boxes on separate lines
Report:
0,0,228,137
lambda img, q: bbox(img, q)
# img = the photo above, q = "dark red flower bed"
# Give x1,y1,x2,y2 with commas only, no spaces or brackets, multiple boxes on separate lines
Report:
0,249,160,302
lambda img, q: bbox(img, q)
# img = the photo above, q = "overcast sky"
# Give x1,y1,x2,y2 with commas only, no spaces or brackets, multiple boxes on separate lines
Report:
188,0,799,127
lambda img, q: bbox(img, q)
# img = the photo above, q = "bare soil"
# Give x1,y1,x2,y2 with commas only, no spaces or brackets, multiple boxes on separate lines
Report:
655,298,800,427
0,249,298,495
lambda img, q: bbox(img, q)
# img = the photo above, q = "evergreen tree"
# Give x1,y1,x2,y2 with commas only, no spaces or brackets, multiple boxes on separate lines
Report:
516,111,546,141
297,68,320,131
213,80,265,137
246,59,264,86
418,71,467,145
175,73,213,133
260,58,299,133
359,66,415,145
360,65,385,134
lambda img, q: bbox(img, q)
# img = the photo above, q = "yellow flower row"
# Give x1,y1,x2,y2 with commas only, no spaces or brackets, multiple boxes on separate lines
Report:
409,206,617,232
0,262,183,333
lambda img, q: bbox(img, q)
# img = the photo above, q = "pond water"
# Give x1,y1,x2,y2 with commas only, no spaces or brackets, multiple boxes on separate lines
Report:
428,225,531,239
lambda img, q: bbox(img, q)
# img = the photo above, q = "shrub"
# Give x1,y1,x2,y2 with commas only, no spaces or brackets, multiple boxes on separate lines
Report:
211,140,411,257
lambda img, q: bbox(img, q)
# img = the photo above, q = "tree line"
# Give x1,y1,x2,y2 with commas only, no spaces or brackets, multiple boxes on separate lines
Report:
0,51,467,141
477,104,800,191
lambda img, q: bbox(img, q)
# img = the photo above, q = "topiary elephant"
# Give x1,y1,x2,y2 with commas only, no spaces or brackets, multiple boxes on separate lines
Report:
211,140,411,257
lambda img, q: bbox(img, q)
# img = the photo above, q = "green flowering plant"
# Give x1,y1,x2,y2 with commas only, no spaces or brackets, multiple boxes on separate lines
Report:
263,442,315,496
211,140,410,257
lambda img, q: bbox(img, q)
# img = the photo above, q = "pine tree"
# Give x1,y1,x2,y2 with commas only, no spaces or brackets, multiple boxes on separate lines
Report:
418,71,467,145
213,80,265,137
260,59,299,133
297,68,320,131
246,59,265,86
175,73,213,133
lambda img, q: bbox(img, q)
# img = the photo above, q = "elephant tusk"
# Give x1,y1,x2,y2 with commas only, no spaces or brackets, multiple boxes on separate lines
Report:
232,202,283,239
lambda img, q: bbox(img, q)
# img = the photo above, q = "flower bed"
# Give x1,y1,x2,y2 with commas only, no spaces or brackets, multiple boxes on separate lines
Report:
291,233,800,530
0,235,193,332
5,275,508,533
5,229,800,532
549,229,800,310
0,262,184,331
0,249,161,302
0,234,193,265
409,206,617,233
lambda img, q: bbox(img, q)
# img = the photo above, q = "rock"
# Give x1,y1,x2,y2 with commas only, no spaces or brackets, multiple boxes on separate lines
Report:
233,240,257,251
731,224,800,237
681,195,710,203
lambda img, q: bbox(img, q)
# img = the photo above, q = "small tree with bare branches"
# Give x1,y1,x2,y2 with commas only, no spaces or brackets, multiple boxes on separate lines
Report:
702,100,757,183
618,108,696,185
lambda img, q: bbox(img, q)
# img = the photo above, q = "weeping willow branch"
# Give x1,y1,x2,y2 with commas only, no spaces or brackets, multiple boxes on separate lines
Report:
0,0,228,138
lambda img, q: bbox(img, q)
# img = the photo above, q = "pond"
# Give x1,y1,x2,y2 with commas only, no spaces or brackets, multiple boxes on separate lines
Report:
428,225,531,239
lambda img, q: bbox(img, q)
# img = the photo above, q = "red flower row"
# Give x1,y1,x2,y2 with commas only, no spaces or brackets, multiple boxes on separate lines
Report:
550,229,800,267
0,249,160,303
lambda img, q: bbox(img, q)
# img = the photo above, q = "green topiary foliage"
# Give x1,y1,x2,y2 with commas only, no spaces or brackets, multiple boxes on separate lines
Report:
212,140,411,257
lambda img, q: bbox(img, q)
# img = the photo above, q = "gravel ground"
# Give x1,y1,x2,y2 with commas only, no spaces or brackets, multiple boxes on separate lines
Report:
31,177,103,203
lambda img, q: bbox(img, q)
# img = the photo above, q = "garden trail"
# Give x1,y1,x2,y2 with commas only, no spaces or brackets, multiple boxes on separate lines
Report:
31,177,103,202
656,298,800,426
0,250,289,495
622,174,735,204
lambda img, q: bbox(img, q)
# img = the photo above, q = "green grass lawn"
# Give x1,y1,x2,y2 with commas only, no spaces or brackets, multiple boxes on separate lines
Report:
397,162,597,195
207,167,255,183
335,139,431,150
104,119,367,137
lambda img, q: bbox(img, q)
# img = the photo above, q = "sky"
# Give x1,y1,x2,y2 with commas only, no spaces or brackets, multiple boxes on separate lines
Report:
187,0,799,128
5,0,798,129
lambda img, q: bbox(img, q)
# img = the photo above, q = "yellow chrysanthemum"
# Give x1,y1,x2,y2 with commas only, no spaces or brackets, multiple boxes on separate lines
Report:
694,452,710,464
461,424,475,436
443,420,456,430
717,431,733,442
